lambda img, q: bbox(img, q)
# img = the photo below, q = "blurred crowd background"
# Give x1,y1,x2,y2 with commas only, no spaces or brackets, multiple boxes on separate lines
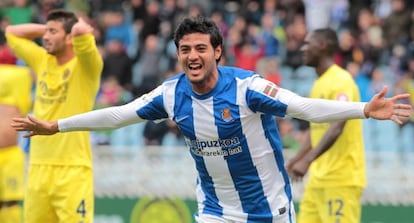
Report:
1,0,413,154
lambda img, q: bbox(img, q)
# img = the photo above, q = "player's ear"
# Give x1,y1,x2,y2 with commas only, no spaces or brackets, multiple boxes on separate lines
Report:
65,33,73,45
215,45,222,61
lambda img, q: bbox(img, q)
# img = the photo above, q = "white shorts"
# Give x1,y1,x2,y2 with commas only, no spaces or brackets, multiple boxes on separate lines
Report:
195,210,296,223
195,214,235,223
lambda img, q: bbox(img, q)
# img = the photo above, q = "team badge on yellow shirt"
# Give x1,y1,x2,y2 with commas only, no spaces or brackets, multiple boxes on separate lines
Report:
336,93,349,101
62,69,70,80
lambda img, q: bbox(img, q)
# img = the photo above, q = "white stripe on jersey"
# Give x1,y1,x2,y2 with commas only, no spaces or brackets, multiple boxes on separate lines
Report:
162,79,178,118
192,96,247,221
237,78,290,217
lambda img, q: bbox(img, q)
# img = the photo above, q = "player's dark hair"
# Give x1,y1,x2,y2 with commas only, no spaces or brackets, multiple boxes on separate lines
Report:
313,28,338,55
46,9,78,34
174,15,223,63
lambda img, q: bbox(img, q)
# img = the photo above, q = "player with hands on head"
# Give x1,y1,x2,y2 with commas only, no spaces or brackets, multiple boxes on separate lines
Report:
5,9,103,223
11,16,412,223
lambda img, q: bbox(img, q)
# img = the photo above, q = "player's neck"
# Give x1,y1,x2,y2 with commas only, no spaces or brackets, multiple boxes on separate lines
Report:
316,59,334,77
56,49,74,65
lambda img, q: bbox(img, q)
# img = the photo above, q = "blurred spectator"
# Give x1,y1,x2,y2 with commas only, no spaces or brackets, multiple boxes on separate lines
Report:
143,120,172,146
33,0,62,23
259,12,280,57
96,76,133,108
394,54,414,153
130,0,147,23
347,0,372,32
356,8,383,68
102,39,133,91
258,57,282,86
240,0,262,25
330,0,349,30
133,34,166,96
277,118,301,151
262,0,287,47
382,0,412,48
225,14,247,65
159,0,176,22
373,0,393,20
232,37,264,72
93,76,133,145
279,0,305,25
369,66,387,97
347,61,372,102
101,10,132,50
138,0,161,48
0,32,17,65
334,28,361,67
64,0,90,15
96,0,127,12
0,0,34,25
303,0,334,30
211,10,229,38
396,55,414,121
187,2,205,18
283,13,306,70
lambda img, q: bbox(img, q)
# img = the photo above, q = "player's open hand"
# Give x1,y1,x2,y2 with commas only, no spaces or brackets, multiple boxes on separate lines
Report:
364,86,412,124
11,115,59,138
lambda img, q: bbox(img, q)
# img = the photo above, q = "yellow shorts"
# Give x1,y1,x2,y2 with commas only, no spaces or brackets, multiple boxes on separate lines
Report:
24,164,93,223
297,186,363,223
0,145,25,201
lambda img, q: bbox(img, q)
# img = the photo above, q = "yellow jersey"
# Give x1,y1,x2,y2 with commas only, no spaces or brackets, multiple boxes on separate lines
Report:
0,64,32,115
308,64,366,188
403,77,414,121
6,33,103,167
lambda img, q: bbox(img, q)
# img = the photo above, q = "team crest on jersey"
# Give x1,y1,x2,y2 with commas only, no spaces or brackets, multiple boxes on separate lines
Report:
62,69,70,80
336,93,349,101
221,108,234,122
263,83,278,98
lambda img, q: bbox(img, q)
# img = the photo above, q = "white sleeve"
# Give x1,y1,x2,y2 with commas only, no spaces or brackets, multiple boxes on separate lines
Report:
58,99,145,132
277,88,367,122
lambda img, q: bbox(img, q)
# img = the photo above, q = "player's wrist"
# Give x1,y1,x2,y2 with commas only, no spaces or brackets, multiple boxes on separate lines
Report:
363,103,370,119
51,121,60,133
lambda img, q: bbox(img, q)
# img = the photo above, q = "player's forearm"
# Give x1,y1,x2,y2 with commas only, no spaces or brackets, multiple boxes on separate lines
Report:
58,103,144,132
5,24,46,39
286,95,367,122
305,121,345,162
73,34,103,74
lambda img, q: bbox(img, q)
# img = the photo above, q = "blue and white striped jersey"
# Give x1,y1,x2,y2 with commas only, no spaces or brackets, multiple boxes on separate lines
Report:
137,66,295,222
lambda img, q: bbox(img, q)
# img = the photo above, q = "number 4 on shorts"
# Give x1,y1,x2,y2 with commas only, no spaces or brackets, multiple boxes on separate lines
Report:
77,199,86,218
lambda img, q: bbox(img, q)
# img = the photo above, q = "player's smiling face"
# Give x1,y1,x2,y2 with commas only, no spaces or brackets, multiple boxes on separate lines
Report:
177,32,221,94
43,20,71,56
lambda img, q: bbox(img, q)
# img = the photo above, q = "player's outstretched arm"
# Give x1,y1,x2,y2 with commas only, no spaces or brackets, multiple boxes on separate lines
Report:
364,86,412,124
12,99,146,137
286,85,412,124
11,115,58,138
